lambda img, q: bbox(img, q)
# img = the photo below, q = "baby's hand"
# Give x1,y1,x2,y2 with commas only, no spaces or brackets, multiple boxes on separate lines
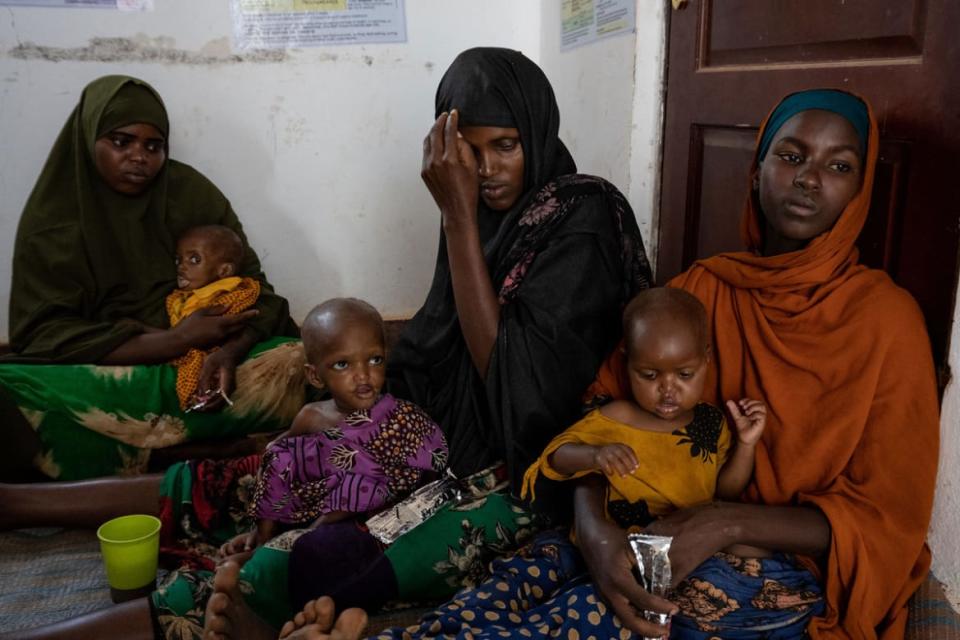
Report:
219,530,258,558
594,443,638,477
218,548,255,568
726,399,767,446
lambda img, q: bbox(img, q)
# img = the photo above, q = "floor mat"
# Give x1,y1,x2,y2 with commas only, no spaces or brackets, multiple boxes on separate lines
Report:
0,528,112,633
908,573,960,640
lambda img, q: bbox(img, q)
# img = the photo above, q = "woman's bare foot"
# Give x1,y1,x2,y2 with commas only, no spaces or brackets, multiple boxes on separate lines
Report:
203,560,278,640
279,596,368,640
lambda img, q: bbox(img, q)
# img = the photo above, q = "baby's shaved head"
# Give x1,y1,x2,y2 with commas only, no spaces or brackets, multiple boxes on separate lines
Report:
180,225,244,267
623,288,709,356
302,298,385,363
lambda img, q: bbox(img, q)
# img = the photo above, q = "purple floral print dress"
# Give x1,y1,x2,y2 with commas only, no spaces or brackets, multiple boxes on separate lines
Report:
251,393,448,524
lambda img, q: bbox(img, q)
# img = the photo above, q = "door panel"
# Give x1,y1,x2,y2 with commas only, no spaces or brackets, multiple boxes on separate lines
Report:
658,0,960,374
704,0,925,68
684,126,755,267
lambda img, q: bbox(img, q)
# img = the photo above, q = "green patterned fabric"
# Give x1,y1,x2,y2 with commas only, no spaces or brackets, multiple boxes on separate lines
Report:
153,452,297,637
151,463,542,639
0,337,299,480
385,468,539,601
154,533,297,635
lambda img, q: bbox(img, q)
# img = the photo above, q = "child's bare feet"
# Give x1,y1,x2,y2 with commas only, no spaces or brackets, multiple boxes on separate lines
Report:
279,596,368,640
203,560,277,640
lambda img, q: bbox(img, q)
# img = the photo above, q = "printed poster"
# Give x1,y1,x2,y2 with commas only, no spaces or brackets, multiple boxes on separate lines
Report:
561,0,635,51
232,0,406,49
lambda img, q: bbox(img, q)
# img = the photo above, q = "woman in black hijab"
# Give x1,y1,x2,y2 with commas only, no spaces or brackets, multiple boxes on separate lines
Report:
392,46,651,488
276,46,652,625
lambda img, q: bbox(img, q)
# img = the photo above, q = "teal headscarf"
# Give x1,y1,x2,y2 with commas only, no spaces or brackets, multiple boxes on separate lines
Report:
757,89,869,161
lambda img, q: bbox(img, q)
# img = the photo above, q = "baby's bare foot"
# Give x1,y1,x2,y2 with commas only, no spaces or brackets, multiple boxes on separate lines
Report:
279,596,368,640
203,560,278,640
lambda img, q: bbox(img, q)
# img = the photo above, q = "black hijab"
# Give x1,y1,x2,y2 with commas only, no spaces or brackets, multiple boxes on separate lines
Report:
435,47,576,196
388,48,650,491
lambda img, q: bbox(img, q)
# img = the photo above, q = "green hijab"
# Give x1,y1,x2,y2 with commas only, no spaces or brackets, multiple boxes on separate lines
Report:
7,75,295,362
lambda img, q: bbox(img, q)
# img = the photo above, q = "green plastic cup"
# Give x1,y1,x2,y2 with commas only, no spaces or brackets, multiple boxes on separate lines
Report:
97,514,161,602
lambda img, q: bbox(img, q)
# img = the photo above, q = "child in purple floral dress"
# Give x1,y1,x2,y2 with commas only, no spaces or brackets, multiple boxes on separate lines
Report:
221,298,448,562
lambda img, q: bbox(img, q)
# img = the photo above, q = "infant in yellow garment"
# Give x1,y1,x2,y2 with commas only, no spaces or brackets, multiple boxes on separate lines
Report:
522,287,767,532
166,225,260,409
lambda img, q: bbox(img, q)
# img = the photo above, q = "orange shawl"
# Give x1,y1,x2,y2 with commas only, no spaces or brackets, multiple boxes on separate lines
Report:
589,95,939,638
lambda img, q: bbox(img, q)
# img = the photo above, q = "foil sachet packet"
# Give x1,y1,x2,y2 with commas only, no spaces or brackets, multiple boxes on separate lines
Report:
628,533,673,639
365,470,461,545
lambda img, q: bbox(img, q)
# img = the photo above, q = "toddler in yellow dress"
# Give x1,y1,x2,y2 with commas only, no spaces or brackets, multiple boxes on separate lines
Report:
523,287,766,531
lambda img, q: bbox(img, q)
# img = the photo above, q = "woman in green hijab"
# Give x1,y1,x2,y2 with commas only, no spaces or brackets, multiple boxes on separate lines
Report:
0,75,300,480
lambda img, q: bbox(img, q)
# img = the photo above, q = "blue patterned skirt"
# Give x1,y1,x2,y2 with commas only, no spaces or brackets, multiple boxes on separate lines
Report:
369,529,824,639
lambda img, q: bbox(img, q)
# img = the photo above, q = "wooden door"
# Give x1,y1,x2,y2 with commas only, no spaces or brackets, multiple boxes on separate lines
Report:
657,0,960,378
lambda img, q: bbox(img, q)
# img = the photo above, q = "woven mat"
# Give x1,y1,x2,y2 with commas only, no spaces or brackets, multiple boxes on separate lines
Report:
2,527,958,637
908,573,960,640
0,528,112,634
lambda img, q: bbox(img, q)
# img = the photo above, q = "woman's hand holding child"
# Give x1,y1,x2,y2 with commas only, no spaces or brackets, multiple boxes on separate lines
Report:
173,305,259,351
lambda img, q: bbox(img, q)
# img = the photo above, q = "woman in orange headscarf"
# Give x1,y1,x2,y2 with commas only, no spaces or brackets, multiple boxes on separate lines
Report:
577,89,939,638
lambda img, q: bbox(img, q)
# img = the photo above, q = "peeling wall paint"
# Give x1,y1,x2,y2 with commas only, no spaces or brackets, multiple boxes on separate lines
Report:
9,36,288,64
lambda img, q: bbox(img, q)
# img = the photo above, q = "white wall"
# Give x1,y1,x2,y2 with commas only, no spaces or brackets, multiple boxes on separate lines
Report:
538,1,666,261
0,0,541,332
931,299,960,609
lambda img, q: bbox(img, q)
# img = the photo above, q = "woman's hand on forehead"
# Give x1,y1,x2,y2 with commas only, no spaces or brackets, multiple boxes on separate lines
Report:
421,109,481,228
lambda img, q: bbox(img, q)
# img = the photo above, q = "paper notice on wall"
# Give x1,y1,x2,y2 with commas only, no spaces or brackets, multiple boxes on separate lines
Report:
0,0,152,8
116,0,151,10
561,0,635,51
231,0,406,49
